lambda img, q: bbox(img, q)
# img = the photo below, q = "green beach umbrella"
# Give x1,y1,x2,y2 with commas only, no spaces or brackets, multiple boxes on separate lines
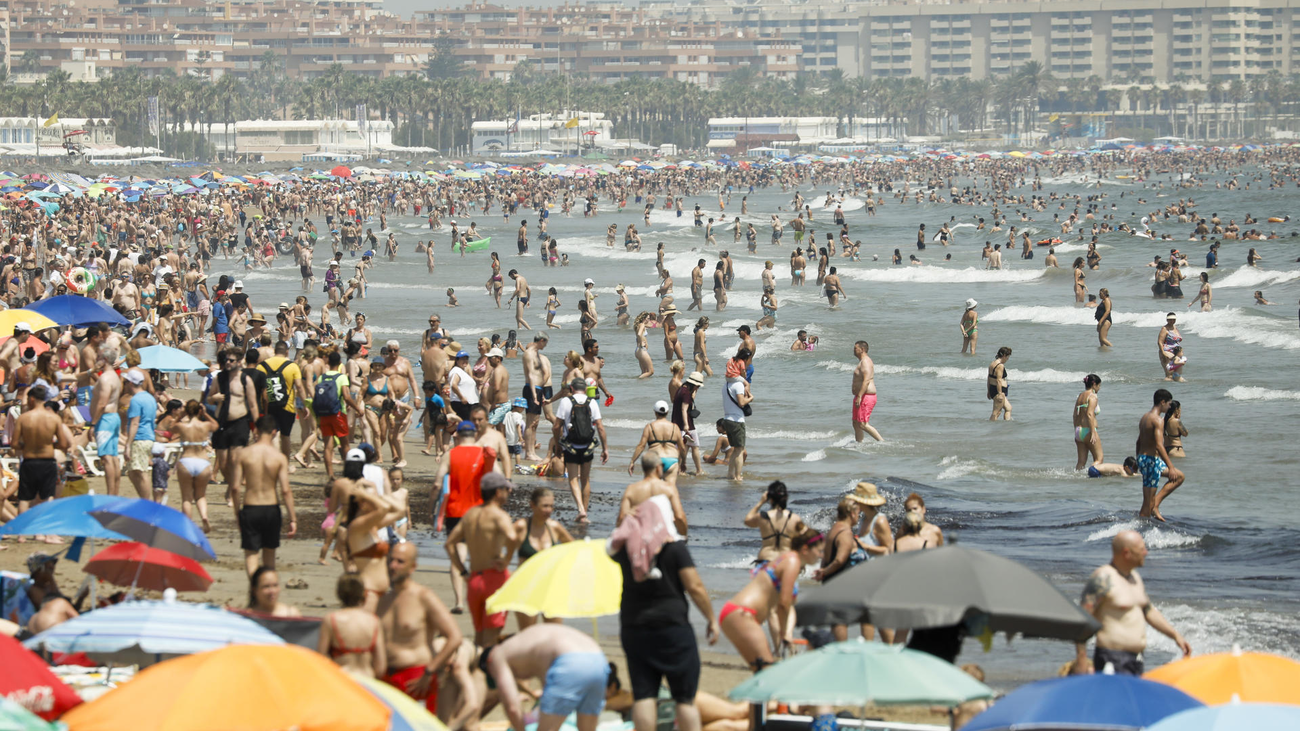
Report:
0,697,62,731
728,640,993,707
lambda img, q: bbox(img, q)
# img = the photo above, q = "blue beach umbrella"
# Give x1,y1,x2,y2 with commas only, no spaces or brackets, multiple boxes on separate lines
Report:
0,494,131,541
91,498,217,561
137,345,207,372
24,598,284,665
1148,703,1300,731
963,674,1203,731
26,294,130,326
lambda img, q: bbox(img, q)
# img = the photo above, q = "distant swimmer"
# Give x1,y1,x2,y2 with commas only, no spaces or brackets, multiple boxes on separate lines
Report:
1085,458,1139,478
1136,389,1184,522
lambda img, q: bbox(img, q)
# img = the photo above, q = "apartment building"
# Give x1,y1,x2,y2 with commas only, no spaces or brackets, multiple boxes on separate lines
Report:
655,0,1300,83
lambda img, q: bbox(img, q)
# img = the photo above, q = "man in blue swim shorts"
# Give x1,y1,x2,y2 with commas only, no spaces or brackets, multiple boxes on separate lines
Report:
485,623,609,731
1135,389,1184,522
89,345,125,495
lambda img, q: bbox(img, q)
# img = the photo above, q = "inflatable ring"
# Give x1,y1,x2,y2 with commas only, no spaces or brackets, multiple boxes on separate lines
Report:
1267,217,1286,223
67,267,96,294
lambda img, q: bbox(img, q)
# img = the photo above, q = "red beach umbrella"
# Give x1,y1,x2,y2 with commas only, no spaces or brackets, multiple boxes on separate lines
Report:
330,165,353,178
84,542,212,592
0,634,84,720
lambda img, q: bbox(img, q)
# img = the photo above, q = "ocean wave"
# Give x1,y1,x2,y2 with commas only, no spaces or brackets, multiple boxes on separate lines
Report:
838,267,1046,284
802,449,827,462
876,364,1103,384
1085,520,1201,549
818,360,855,373
1224,386,1300,402
1211,267,1300,289
983,306,1300,351
370,326,426,335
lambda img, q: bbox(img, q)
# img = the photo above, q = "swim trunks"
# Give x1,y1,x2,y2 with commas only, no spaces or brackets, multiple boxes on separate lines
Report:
539,653,609,718
95,412,122,457
854,393,877,424
1087,465,1101,478
238,504,282,551
383,665,439,713
467,568,510,632
1136,454,1166,489
17,458,59,502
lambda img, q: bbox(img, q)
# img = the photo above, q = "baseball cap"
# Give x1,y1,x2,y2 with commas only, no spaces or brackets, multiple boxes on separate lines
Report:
512,397,527,408
456,420,478,434
487,347,504,359
569,376,586,390
653,400,670,415
13,322,32,334
345,448,366,462
123,370,145,385
481,472,515,492
584,278,594,285
455,350,469,359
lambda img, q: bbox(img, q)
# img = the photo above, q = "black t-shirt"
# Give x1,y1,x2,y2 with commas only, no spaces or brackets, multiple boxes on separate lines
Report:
615,540,694,629
230,292,249,311
243,367,267,412
671,385,695,432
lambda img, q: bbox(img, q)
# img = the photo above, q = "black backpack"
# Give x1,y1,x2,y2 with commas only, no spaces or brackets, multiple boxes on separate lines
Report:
565,397,596,444
263,360,291,410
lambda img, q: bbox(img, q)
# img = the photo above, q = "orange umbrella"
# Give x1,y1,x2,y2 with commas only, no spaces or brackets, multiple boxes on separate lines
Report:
60,644,391,731
1145,646,1300,705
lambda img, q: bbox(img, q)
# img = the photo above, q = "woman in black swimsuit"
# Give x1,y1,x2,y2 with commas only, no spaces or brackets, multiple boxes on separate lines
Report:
743,481,806,565
1095,288,1114,347
511,487,574,630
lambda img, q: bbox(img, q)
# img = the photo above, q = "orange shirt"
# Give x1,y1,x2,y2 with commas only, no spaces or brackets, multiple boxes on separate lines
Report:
446,444,497,519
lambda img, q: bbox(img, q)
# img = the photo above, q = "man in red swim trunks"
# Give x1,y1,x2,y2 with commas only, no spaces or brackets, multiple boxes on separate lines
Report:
851,340,883,442
446,472,519,648
378,542,462,713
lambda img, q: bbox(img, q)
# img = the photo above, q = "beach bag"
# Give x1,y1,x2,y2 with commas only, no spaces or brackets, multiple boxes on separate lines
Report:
313,373,342,416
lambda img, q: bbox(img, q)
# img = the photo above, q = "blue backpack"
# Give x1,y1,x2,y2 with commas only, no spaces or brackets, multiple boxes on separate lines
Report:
313,373,342,416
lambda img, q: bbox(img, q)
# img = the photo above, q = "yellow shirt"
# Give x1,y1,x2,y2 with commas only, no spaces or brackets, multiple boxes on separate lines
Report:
257,356,302,413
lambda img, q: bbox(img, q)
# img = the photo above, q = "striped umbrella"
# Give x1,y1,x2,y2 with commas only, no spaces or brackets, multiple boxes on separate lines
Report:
24,598,284,666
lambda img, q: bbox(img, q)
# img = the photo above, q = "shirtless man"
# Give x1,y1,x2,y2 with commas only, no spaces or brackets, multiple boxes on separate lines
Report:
0,322,34,383
1072,530,1190,675
508,270,531,331
90,344,124,495
482,349,510,414
208,347,260,494
15,387,70,533
383,340,419,467
446,472,519,647
232,414,295,576
1136,389,1184,522
688,259,706,312
579,339,613,401
379,542,464,713
485,624,609,731
521,334,553,461
110,274,142,317
421,332,451,387
823,267,846,309
469,404,512,477
617,454,688,536
851,340,883,442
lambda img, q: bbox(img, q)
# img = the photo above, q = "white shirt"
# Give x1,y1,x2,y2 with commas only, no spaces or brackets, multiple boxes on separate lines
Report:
448,366,478,404
722,379,747,422
552,394,602,445
502,411,525,447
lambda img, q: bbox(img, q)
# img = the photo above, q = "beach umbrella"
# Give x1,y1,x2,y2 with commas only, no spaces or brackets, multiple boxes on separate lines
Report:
60,644,387,731
1145,647,1300,705
331,165,353,178
962,674,1202,731
135,345,207,373
0,635,84,720
484,538,621,618
794,546,1099,642
0,495,131,541
25,598,285,666
0,697,61,731
0,309,58,337
25,295,129,327
357,677,448,731
729,639,992,707
90,498,217,561
1147,703,1300,731
84,542,213,593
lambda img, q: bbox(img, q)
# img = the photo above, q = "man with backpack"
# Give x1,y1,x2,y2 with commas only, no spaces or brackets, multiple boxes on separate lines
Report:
313,350,361,480
257,341,307,471
552,376,609,523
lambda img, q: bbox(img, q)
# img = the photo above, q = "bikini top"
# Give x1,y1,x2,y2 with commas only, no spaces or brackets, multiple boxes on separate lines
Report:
328,615,379,658
518,523,557,562
366,378,388,397
352,534,390,560
752,558,798,598
760,510,794,546
646,424,676,448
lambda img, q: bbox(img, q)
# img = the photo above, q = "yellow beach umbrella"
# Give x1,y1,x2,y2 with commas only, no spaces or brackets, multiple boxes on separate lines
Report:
0,309,58,338
485,538,622,618
1007,150,1026,158
60,644,390,731
1145,646,1300,706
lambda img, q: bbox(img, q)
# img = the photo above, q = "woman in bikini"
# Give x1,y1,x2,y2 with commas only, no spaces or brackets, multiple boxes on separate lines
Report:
719,527,823,670
692,317,713,377
318,573,386,678
960,298,978,355
743,481,808,648
346,313,373,356
1073,257,1088,303
756,288,778,332
1074,374,1104,472
1189,271,1212,312
342,450,408,612
545,287,561,329
632,312,656,379
661,306,683,362
361,360,390,448
1164,400,1189,459
175,400,219,532
987,346,1012,421
510,487,575,630
486,252,504,307
627,401,686,486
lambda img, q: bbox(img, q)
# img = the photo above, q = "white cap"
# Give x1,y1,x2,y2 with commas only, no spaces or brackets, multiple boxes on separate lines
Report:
345,448,366,462
584,278,594,285
653,400,670,415
487,347,504,359
123,370,145,385
13,322,33,334
233,280,244,289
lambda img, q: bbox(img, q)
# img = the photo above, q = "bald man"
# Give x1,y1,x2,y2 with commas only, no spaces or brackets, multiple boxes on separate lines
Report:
1073,530,1190,675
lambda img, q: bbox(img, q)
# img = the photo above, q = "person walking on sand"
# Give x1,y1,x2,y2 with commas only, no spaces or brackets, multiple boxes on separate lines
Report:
987,347,1012,421
446,472,519,648
232,414,296,576
960,299,978,355
552,376,609,522
14,386,70,542
1137,389,1184,522
851,341,882,442
1072,530,1191,675
378,543,463,712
